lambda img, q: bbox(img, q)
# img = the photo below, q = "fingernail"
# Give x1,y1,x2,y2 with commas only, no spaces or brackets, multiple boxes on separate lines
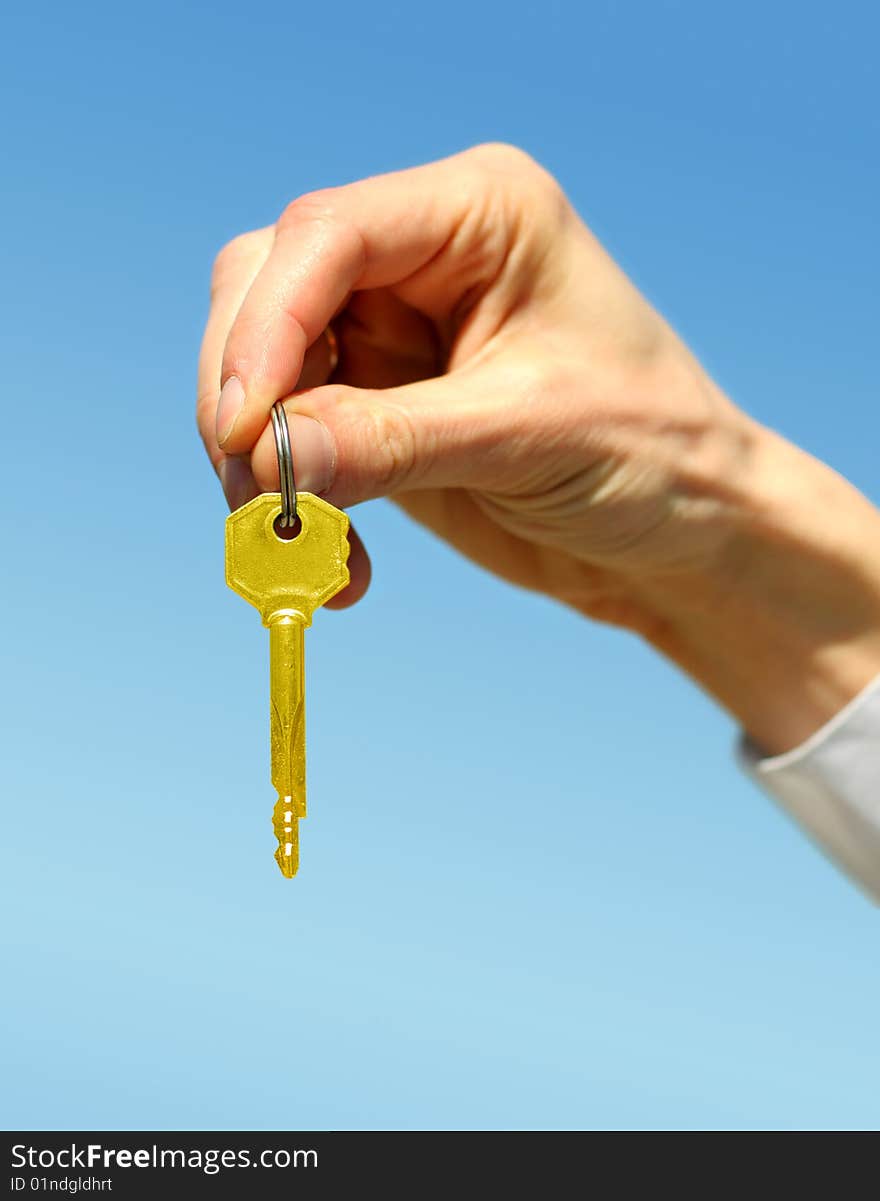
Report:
216,376,245,445
289,414,335,495
219,456,259,512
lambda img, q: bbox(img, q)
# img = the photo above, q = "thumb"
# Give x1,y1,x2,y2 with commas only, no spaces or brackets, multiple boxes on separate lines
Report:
248,371,531,509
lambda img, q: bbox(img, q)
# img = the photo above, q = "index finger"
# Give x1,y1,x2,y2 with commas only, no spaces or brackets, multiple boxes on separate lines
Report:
197,227,274,470
216,143,532,453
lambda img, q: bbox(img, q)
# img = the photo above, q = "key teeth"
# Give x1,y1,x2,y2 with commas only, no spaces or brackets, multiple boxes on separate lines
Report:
273,795,300,879
275,842,299,879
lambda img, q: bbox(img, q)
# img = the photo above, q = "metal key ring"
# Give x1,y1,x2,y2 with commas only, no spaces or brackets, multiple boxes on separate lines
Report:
271,401,297,527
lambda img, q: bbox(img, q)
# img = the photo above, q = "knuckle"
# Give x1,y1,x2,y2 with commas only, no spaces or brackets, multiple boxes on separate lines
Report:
304,387,421,494
277,189,366,274
367,402,420,491
466,141,537,172
466,142,566,213
317,391,420,494
279,188,339,226
210,229,264,294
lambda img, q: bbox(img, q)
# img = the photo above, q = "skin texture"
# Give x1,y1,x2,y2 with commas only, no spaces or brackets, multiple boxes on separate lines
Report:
198,143,880,755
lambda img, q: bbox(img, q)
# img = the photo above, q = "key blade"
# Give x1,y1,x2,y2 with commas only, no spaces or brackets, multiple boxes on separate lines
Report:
269,617,305,878
270,619,306,818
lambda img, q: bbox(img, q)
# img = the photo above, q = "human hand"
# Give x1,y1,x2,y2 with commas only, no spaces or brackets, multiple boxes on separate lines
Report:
198,144,880,753
199,144,740,609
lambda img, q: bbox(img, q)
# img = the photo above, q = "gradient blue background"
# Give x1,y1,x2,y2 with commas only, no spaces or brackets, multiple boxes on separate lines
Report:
2,0,878,1131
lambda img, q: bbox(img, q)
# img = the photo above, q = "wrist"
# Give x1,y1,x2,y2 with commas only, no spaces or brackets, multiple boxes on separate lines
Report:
636,417,880,754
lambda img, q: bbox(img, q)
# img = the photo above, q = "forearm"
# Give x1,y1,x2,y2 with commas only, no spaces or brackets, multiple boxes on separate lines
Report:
638,418,880,754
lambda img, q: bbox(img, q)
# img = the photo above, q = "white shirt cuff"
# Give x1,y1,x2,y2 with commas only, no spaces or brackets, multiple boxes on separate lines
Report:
737,673,880,902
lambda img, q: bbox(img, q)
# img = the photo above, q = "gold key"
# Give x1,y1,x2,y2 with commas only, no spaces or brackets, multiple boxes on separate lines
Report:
225,490,350,877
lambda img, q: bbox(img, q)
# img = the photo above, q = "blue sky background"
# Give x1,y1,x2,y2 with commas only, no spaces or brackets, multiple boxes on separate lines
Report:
2,0,878,1130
